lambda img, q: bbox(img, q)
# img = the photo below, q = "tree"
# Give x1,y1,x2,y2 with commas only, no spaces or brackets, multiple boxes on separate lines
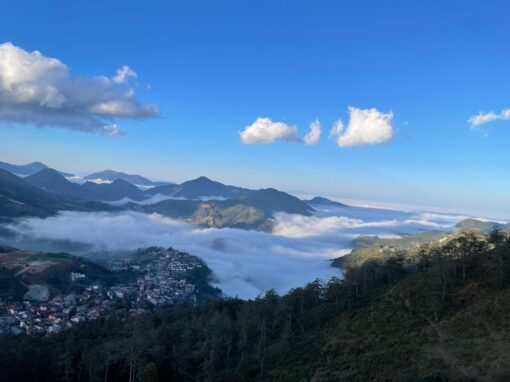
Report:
141,362,159,382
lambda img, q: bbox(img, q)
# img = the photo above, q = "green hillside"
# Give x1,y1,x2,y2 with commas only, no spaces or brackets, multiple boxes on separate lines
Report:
456,218,510,233
138,191,310,230
0,248,115,298
333,228,485,270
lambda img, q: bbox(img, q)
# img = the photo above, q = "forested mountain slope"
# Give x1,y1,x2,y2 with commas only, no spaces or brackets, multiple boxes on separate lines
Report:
2,229,510,381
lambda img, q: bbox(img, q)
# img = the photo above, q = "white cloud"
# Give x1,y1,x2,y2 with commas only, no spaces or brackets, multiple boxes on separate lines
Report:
330,107,394,147
112,65,137,84
303,119,321,145
468,109,510,127
2,206,472,298
104,123,125,137
272,212,400,238
5,211,340,298
0,42,158,134
328,119,344,139
240,117,323,145
240,117,300,144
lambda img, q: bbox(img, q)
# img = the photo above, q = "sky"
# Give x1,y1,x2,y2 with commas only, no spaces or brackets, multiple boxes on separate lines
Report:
1,0,510,218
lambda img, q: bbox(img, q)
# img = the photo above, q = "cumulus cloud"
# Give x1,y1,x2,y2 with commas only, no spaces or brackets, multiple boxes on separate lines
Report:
0,42,158,134
240,117,322,145
468,109,510,128
303,119,321,145
328,119,344,140
329,107,394,147
112,65,137,84
240,117,300,144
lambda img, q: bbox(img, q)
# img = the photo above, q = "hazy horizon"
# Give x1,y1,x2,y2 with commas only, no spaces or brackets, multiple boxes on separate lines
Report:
2,155,508,221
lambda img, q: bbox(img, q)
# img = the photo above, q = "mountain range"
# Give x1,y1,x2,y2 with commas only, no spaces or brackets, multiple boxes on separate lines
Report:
146,176,251,199
0,169,113,221
0,161,72,177
136,187,314,230
25,169,147,202
84,170,171,188
0,162,347,230
0,161,172,188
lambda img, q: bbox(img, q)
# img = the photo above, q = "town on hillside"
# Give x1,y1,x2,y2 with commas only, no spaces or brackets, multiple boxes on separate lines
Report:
0,247,221,336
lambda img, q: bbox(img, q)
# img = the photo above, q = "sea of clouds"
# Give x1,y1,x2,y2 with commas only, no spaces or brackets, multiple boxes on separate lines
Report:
107,194,229,206
1,204,470,299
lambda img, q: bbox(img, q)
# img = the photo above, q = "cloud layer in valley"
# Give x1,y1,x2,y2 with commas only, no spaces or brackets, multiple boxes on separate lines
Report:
240,117,321,145
329,107,394,147
2,206,470,299
5,211,341,298
0,42,158,135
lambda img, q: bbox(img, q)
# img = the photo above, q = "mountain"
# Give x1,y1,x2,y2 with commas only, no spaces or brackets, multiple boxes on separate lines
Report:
0,160,72,177
456,218,509,233
85,170,171,188
333,227,486,270
145,183,178,196
138,199,271,230
0,169,65,219
0,169,110,220
231,188,314,216
149,177,311,216
148,176,251,199
26,169,146,202
80,179,146,202
8,166,315,229
26,168,82,197
138,187,313,230
306,196,348,208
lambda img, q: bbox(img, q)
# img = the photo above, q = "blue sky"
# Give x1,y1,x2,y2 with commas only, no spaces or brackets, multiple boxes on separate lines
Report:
1,0,510,218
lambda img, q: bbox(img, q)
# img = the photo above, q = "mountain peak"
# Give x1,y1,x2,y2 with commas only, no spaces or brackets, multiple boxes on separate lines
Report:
27,168,70,182
28,161,46,167
195,176,212,182
307,196,347,208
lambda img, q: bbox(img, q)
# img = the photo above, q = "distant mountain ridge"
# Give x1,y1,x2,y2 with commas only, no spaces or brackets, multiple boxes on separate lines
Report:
456,218,510,233
0,169,112,221
148,176,251,199
231,188,314,216
0,161,352,230
85,169,171,188
307,196,348,208
26,168,80,197
0,161,72,177
26,168,146,202
80,179,146,201
136,187,314,230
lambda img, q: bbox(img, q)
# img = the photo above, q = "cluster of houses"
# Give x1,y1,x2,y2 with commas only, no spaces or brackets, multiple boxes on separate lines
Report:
0,248,209,336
